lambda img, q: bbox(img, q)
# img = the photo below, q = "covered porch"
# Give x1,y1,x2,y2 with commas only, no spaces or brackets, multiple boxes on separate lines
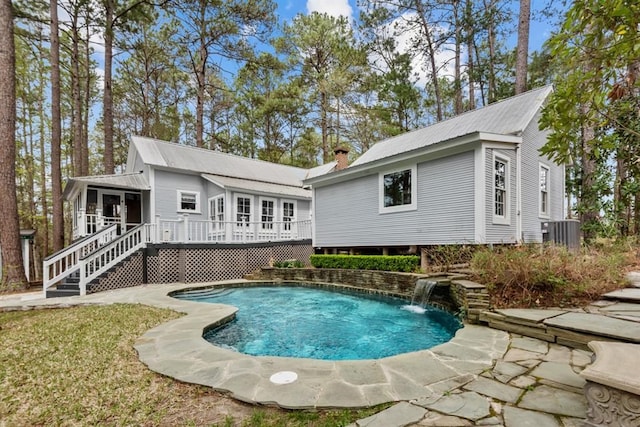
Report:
65,172,150,240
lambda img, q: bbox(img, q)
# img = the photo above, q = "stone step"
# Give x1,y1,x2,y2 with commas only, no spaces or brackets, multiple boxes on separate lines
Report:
543,312,640,344
603,288,640,303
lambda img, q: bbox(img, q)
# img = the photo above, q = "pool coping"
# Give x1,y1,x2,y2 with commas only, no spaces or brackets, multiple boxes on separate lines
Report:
0,280,510,409
133,281,510,409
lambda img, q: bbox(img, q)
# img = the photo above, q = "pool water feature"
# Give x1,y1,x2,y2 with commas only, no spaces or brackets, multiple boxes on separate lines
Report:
174,284,462,361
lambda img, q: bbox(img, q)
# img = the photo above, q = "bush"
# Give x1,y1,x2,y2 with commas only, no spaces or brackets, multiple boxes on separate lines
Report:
470,244,632,308
310,254,420,272
272,259,304,268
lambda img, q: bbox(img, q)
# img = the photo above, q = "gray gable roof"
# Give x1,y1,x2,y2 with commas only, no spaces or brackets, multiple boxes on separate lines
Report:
350,85,553,168
202,174,311,199
130,135,311,187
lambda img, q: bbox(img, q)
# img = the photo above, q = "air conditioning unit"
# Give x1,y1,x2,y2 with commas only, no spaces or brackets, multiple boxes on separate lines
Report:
541,220,580,251
162,229,172,242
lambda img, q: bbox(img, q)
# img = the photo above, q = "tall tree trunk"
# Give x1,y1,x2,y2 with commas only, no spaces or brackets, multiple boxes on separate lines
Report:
453,0,462,115
50,0,64,251
515,0,530,94
103,0,115,174
320,89,329,162
484,0,497,103
414,0,443,121
82,16,91,176
0,0,27,288
195,0,206,148
71,13,83,177
580,111,598,242
38,25,49,259
466,0,475,110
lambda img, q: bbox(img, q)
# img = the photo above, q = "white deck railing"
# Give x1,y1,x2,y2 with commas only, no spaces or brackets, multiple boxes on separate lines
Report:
78,224,147,295
42,224,119,296
147,217,312,243
46,217,312,295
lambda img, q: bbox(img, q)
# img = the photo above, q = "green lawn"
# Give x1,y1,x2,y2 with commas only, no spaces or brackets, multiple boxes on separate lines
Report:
0,304,385,426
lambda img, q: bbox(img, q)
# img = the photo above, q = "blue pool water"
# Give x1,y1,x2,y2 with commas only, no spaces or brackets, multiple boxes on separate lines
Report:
174,284,462,360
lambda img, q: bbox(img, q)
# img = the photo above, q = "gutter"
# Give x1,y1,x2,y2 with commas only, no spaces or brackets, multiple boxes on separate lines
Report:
304,131,522,187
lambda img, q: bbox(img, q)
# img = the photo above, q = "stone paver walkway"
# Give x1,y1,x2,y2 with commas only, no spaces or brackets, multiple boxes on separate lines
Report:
3,274,640,426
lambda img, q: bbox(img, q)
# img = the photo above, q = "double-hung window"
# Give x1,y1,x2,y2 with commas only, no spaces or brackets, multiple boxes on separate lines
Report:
539,164,550,217
177,190,200,213
236,195,251,226
379,165,417,213
282,201,295,230
209,196,224,224
493,155,510,224
260,198,275,230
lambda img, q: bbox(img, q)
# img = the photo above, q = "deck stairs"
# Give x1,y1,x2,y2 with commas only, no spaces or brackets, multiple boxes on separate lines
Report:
43,224,148,298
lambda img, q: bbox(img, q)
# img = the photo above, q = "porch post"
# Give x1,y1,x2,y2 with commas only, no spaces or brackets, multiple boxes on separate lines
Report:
182,214,189,242
96,208,104,230
78,208,86,237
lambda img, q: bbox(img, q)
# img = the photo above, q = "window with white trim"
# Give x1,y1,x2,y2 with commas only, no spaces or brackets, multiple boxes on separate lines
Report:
236,195,251,225
282,200,296,230
379,165,417,213
260,198,275,229
209,196,224,222
493,155,510,224
177,190,200,212
539,164,550,217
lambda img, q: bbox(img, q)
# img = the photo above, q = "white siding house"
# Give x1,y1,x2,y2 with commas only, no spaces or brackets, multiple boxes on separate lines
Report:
304,86,565,252
63,136,324,243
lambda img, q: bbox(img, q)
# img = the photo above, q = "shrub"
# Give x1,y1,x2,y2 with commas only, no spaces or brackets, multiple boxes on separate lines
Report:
470,244,632,308
310,254,420,272
272,259,304,268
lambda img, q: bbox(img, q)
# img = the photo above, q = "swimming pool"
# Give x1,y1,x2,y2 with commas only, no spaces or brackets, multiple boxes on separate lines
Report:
173,283,462,360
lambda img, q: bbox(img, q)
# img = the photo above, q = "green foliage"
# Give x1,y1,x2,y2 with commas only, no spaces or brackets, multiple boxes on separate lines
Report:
272,259,304,268
470,244,631,308
540,0,640,239
310,254,419,272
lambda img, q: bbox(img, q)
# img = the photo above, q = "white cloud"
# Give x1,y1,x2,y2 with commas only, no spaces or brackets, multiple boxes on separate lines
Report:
371,11,461,88
306,0,353,20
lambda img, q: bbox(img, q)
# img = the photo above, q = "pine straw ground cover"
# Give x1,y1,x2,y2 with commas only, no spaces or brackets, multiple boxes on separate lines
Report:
470,241,640,308
0,304,385,426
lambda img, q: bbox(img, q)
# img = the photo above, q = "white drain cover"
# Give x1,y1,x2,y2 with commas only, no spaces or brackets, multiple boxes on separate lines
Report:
269,371,298,384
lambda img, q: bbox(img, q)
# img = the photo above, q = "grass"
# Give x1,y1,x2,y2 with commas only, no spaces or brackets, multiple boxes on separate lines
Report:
470,241,639,308
0,304,387,426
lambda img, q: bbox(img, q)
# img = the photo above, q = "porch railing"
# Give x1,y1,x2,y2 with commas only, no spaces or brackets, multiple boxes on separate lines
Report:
42,224,119,296
45,217,311,295
78,224,147,295
147,217,312,243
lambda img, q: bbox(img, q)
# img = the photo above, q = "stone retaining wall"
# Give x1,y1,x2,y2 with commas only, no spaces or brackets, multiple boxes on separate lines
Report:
249,268,491,320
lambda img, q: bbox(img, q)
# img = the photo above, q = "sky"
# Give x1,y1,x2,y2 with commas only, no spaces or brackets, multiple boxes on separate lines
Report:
274,0,559,86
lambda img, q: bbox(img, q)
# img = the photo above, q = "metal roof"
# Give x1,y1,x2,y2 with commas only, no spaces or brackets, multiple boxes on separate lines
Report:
350,86,553,167
202,174,311,199
306,161,336,179
63,172,150,199
130,136,309,187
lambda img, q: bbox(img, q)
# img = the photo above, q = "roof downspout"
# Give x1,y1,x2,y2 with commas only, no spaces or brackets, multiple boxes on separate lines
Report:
516,143,522,243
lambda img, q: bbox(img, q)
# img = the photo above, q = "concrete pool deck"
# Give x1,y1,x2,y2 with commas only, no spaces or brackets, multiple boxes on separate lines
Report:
3,279,640,426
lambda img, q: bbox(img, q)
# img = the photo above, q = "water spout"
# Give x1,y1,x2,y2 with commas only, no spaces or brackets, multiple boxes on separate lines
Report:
403,279,437,313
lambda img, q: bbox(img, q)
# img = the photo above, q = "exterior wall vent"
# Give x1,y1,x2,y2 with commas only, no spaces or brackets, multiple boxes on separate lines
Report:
541,220,580,251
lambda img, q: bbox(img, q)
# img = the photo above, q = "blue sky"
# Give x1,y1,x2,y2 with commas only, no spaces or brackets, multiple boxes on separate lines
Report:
275,0,558,52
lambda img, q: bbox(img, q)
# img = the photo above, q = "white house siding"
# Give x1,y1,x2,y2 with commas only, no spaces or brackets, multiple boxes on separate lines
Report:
154,169,208,219
313,151,476,248
484,148,518,244
520,110,565,242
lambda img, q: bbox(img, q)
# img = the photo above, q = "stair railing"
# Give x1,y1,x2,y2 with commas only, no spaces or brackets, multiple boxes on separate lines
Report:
78,224,147,295
42,224,119,297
